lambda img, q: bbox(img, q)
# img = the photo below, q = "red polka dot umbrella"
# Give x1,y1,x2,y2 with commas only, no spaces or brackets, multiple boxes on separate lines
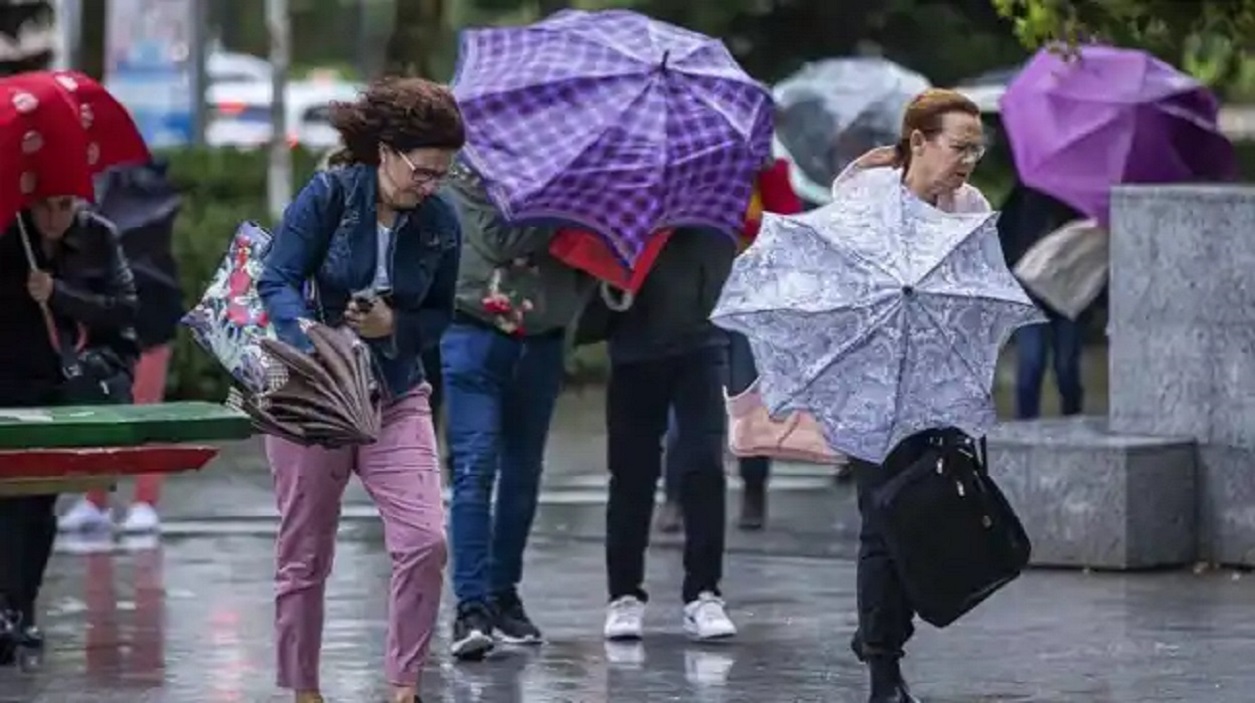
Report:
0,70,150,230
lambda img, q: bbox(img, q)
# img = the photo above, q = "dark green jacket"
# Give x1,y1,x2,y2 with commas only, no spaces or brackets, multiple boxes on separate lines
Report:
440,165,594,337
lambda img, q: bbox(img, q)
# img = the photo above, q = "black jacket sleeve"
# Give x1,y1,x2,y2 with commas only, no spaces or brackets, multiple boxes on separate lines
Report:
48,216,139,330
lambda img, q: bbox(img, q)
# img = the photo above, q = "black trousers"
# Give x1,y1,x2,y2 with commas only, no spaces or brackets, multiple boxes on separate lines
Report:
0,494,57,627
606,346,727,603
0,383,61,629
851,434,938,658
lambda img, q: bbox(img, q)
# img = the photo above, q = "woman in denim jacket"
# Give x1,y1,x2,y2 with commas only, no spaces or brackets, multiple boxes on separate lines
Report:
257,78,464,703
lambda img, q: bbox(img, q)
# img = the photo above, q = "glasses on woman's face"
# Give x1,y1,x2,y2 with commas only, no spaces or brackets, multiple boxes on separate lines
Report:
394,149,449,186
940,137,986,165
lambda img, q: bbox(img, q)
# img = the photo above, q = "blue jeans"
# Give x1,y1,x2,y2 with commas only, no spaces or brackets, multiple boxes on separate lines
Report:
663,333,769,500
1014,317,1083,419
442,322,565,606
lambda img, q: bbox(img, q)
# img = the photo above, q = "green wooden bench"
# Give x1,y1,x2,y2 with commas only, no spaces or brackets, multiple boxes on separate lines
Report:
0,402,253,497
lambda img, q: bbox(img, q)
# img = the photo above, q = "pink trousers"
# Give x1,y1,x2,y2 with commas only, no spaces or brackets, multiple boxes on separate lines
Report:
265,387,446,691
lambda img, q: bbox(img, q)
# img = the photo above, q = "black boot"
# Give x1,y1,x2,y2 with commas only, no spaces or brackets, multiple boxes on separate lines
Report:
867,655,919,703
737,483,766,530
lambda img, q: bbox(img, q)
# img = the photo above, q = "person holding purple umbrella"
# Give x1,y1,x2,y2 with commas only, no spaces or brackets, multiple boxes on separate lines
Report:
439,163,594,661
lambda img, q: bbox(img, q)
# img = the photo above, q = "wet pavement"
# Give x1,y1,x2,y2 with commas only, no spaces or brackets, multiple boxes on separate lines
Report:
2,529,1253,702
12,369,1252,702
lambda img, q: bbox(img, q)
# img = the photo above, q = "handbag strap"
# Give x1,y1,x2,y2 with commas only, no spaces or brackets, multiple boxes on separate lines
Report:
292,170,348,322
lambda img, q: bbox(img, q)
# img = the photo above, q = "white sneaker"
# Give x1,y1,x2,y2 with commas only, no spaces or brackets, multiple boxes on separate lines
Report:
120,503,161,534
57,499,112,533
683,592,737,640
603,596,646,641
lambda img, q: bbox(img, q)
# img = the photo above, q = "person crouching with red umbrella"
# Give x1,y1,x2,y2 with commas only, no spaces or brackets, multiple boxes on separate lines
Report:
0,196,139,664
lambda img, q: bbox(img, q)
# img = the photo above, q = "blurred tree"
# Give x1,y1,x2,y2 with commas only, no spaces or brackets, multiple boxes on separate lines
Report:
385,0,454,77
0,0,54,75
991,0,1255,95
464,0,1025,86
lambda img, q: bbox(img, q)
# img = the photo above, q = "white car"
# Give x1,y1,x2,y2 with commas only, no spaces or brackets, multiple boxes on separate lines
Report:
208,51,273,86
206,79,362,150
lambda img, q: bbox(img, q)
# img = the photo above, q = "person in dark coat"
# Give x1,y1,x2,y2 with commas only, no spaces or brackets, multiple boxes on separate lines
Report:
62,160,185,534
0,197,139,664
996,182,1087,418
600,227,739,643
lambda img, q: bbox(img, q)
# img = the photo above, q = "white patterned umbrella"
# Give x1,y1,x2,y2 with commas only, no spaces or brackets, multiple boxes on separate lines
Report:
711,168,1043,464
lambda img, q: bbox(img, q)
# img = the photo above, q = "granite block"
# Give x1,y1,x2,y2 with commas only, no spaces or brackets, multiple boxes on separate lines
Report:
1108,186,1255,445
1109,185,1255,326
985,416,1197,570
1196,444,1255,566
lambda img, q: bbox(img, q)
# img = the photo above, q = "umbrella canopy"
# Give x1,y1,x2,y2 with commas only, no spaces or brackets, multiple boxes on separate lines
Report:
227,322,380,448
185,220,379,448
96,161,184,349
0,70,150,228
712,167,1042,463
772,58,931,205
452,9,774,265
1000,45,1237,224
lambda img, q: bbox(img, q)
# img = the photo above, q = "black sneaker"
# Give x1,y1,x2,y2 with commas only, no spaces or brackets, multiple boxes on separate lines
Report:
492,591,543,644
450,602,495,661
0,609,19,666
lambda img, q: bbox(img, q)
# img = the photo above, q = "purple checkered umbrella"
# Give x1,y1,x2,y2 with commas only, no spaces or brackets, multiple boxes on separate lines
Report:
452,9,774,264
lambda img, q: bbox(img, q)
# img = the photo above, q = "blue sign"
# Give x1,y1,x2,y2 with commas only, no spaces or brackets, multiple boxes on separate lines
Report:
104,0,196,148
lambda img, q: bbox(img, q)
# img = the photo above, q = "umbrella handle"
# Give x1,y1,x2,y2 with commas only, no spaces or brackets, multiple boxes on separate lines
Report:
15,217,65,354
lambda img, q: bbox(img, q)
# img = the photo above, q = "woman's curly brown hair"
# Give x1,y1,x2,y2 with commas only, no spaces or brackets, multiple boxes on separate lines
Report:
326,77,465,166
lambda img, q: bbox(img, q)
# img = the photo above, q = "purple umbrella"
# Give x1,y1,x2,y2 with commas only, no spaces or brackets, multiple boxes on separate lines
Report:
452,9,774,264
1000,45,1237,225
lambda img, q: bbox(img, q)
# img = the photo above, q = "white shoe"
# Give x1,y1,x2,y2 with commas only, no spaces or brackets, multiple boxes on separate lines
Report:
603,596,646,641
57,499,112,533
120,503,161,534
683,592,737,640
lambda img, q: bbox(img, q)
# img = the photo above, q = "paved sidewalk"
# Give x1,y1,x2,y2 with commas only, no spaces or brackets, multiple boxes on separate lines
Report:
2,533,1251,702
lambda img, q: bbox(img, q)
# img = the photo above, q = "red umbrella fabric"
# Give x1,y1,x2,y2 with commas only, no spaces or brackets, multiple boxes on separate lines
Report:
0,70,150,229
549,228,673,295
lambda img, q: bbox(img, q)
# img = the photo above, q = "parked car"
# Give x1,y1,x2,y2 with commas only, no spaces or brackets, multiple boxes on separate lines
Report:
206,79,361,150
208,50,273,86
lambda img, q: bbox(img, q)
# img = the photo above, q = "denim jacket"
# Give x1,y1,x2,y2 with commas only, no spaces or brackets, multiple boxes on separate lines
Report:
258,164,461,398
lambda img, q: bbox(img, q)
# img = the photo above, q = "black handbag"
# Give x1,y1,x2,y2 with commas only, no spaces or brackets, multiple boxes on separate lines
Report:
56,341,133,406
871,429,1031,628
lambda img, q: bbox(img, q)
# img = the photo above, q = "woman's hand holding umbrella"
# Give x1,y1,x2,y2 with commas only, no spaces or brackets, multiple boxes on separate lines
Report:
345,297,394,339
26,270,53,304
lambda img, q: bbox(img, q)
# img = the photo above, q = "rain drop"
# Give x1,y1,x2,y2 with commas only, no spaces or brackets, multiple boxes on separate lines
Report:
19,172,36,194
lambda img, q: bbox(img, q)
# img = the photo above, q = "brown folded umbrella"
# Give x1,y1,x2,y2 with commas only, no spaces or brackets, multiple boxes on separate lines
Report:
229,322,381,448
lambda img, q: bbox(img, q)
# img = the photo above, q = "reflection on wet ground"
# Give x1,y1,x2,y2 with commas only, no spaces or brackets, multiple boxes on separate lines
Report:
1,530,1252,702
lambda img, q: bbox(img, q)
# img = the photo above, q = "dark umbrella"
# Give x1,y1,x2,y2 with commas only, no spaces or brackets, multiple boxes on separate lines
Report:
227,323,381,447
95,161,184,349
